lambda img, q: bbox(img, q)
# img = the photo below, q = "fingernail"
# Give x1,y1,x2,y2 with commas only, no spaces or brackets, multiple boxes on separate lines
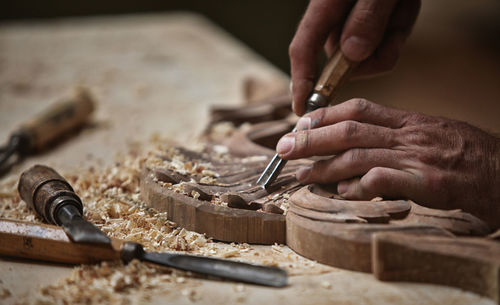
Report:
337,181,349,195
289,81,293,93
296,166,312,182
342,36,372,61
276,135,295,156
296,117,311,131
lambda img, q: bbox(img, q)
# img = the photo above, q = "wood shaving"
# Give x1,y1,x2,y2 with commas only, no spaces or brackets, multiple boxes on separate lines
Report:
0,141,331,303
320,281,332,289
35,260,188,304
0,287,12,299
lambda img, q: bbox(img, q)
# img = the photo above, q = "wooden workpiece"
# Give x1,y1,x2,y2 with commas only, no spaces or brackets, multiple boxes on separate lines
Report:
373,232,500,303
140,145,309,244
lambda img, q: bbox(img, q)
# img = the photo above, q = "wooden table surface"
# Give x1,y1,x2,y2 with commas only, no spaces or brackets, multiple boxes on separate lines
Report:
0,12,495,305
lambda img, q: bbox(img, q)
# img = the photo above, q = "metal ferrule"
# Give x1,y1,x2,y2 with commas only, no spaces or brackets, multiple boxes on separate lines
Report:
305,93,328,113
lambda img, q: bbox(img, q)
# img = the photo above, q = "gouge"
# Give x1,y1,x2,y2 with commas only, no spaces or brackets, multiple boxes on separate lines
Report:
15,165,288,287
256,48,355,188
0,88,95,170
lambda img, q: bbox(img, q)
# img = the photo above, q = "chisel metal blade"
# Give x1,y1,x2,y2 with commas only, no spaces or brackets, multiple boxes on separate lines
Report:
61,215,111,244
120,242,288,287
142,251,288,287
256,127,297,189
256,153,288,189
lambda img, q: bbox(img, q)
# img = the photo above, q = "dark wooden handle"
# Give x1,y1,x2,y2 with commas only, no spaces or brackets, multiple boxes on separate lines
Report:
0,219,121,264
18,165,83,225
16,88,95,152
314,47,355,101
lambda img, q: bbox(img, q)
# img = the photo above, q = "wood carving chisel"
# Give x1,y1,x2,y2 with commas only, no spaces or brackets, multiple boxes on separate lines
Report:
256,48,355,189
0,88,95,171
15,164,288,287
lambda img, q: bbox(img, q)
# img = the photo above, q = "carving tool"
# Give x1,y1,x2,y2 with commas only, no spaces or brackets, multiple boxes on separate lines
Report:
257,48,355,188
0,88,95,171
15,165,288,287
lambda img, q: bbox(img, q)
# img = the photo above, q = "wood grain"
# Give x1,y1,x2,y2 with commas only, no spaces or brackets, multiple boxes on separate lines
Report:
286,184,490,273
373,232,500,304
286,211,450,272
0,219,120,264
141,169,286,244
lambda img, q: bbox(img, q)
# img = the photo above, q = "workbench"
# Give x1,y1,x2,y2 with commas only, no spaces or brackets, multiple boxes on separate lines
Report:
0,12,495,305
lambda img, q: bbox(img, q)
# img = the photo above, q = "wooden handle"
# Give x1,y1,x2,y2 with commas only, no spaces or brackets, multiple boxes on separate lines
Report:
16,88,95,152
0,219,121,264
18,165,83,225
314,47,355,101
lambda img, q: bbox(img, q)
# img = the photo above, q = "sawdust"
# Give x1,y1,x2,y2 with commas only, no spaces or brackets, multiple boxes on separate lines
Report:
0,141,332,304
36,259,196,305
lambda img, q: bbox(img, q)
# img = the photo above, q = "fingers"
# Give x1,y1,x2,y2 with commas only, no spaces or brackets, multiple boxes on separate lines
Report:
337,167,419,200
340,0,399,62
301,98,410,130
296,148,407,184
277,120,396,159
290,0,353,116
350,0,421,77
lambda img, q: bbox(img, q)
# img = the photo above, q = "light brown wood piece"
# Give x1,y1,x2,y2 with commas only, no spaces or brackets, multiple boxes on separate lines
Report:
392,202,491,236
286,211,451,272
209,93,291,127
290,185,411,223
141,169,286,244
0,219,121,264
373,232,500,304
286,185,490,272
224,120,295,157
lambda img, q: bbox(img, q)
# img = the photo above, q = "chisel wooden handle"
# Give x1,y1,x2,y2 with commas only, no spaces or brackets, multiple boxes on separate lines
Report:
18,165,83,225
305,47,355,113
14,88,95,153
0,219,120,264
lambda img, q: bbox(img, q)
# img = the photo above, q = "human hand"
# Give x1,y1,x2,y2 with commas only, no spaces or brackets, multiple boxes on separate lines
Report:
290,0,421,115
277,99,500,229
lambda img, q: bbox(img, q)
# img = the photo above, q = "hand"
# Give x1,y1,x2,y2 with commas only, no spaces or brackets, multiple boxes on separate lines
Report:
290,0,421,115
277,99,500,229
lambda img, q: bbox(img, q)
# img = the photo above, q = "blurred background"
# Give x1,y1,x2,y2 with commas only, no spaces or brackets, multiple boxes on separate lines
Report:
2,0,500,134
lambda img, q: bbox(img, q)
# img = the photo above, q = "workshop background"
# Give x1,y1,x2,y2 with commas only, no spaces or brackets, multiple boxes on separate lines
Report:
2,0,500,133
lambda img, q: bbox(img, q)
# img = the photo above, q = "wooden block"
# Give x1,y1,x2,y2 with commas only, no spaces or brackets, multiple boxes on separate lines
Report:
373,232,500,304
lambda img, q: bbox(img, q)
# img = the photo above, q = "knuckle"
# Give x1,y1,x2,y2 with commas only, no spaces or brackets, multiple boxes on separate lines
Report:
339,120,360,142
289,40,306,61
346,98,371,118
309,107,327,127
351,7,385,34
363,167,388,191
345,148,365,163
294,130,311,154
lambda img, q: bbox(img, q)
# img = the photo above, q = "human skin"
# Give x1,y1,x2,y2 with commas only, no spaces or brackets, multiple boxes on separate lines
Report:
289,0,421,115
276,99,500,230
